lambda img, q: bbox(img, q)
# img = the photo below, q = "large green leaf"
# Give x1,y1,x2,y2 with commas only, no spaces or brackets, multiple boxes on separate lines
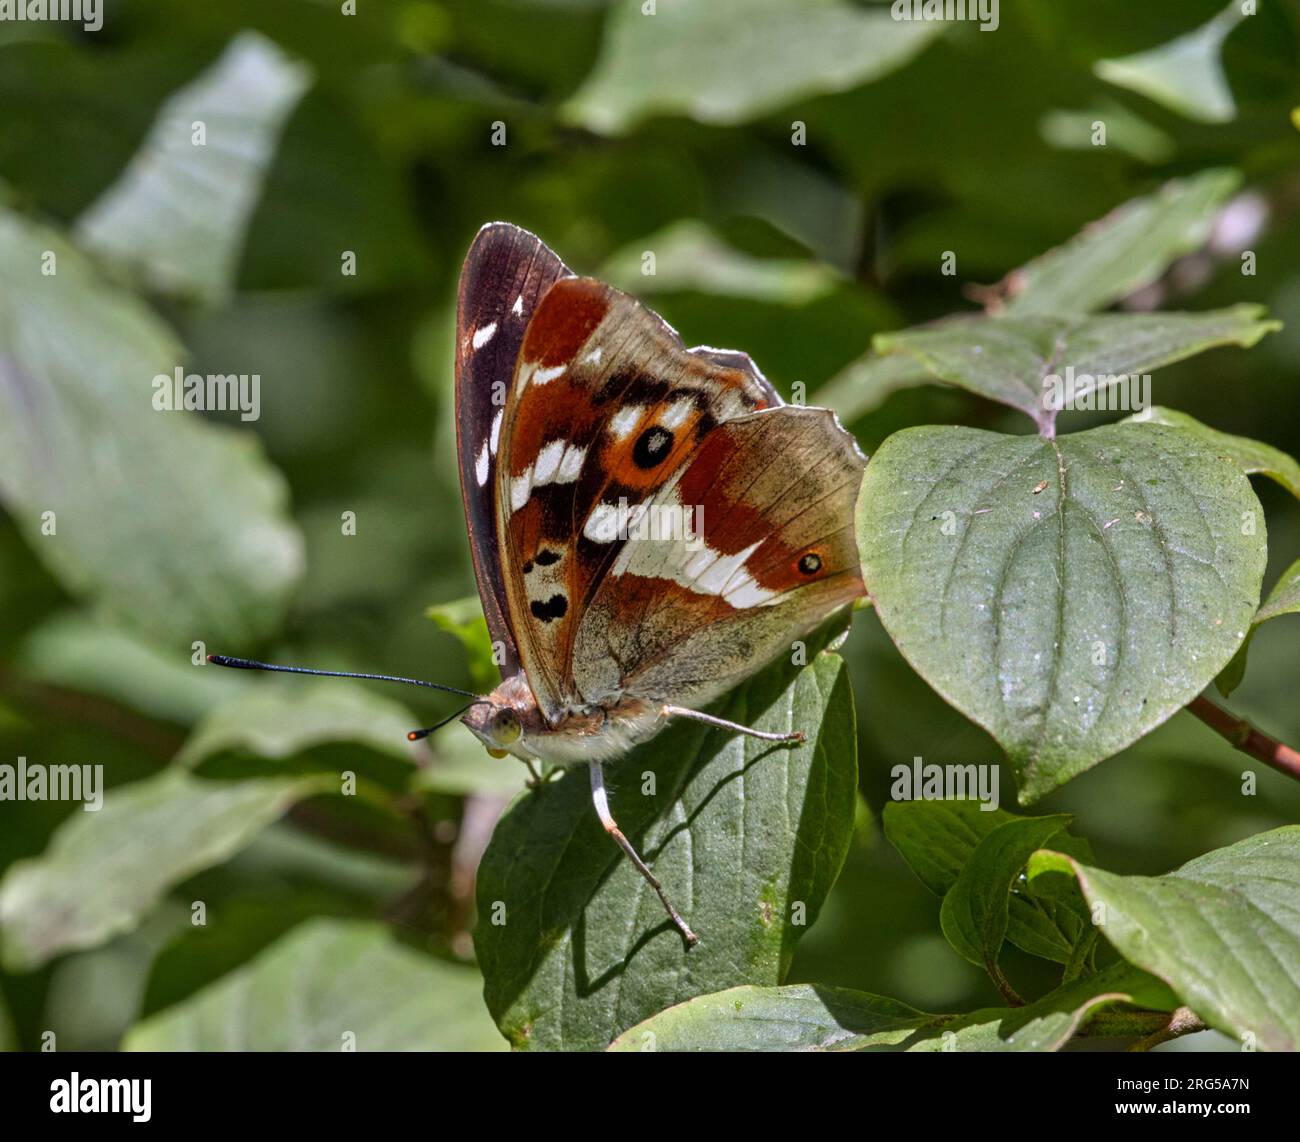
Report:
1000,170,1241,316
123,918,504,1051
859,421,1267,801
904,963,1176,1052
939,814,1073,974
1031,827,1300,1052
476,650,856,1050
875,306,1278,434
0,771,323,969
607,983,935,1052
0,209,304,647
884,800,1091,965
74,32,311,305
563,0,941,134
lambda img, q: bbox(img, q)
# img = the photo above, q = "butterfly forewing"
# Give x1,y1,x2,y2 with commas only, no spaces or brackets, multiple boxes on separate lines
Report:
455,223,571,679
497,276,781,723
574,406,866,711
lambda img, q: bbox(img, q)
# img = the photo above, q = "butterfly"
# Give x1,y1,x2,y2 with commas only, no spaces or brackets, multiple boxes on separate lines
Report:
212,222,866,947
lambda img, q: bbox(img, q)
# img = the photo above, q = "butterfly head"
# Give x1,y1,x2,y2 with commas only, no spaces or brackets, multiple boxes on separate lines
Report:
465,704,522,759
460,672,543,760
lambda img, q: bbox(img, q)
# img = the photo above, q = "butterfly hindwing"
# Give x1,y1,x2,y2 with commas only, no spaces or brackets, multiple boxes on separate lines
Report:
497,276,780,722
574,406,866,711
455,223,571,679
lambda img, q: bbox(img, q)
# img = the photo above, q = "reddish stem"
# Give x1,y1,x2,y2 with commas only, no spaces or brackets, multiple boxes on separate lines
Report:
1187,695,1300,783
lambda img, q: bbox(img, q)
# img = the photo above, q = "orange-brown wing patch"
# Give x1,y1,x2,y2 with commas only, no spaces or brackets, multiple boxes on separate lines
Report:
496,277,779,722
572,406,866,712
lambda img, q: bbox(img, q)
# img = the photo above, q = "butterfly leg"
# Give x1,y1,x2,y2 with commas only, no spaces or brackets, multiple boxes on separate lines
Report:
589,761,699,948
663,705,806,745
523,760,561,789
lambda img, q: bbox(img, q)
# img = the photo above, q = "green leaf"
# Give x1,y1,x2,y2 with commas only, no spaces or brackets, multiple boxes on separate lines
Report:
74,32,312,305
426,595,500,696
563,0,941,134
1041,827,1300,1052
173,676,513,794
904,963,1176,1052
859,422,1267,802
176,678,418,770
18,610,249,725
884,800,1093,966
607,983,936,1052
1125,406,1300,502
0,771,323,969
940,814,1073,973
884,798,1012,897
820,178,1257,422
1120,408,1300,698
0,209,304,647
1001,170,1241,316
1095,4,1246,124
875,306,1278,434
1256,558,1300,624
600,220,839,305
1039,101,1175,165
1120,407,1300,696
1216,557,1300,696
814,352,938,424
122,918,504,1051
476,650,856,1051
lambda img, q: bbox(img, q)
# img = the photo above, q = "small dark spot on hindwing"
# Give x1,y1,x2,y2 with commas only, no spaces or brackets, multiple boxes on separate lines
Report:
798,552,822,576
633,426,674,469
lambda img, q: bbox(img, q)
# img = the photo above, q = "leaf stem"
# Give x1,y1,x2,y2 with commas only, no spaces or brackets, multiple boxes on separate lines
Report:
1187,694,1300,784
1061,928,1098,985
1082,1010,1171,1041
1125,1007,1205,1052
987,960,1025,1007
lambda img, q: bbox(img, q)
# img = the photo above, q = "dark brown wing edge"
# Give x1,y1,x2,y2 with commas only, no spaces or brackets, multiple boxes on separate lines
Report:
454,222,572,681
688,345,783,408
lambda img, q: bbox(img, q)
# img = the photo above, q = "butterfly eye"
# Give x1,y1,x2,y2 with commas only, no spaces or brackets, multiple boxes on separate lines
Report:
798,552,823,576
490,707,522,745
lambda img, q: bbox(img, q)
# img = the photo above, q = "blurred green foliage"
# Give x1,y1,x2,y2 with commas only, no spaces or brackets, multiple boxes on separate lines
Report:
1,0,1298,1052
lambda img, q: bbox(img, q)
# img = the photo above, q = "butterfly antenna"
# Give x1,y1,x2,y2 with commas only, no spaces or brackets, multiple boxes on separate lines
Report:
206,655,481,701
406,700,493,742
